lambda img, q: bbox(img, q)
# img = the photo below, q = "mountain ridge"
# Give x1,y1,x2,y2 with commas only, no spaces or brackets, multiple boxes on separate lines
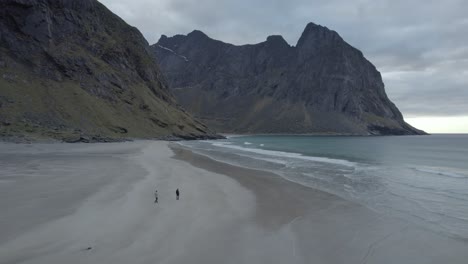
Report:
152,23,425,135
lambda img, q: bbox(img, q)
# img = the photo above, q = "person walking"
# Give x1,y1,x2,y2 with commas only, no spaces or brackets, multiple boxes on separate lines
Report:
154,189,158,203
176,188,180,200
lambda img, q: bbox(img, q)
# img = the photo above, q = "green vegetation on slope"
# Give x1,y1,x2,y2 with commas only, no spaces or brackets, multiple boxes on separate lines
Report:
0,0,218,142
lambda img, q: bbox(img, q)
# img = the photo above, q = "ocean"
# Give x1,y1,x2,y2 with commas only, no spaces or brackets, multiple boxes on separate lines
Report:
179,134,468,239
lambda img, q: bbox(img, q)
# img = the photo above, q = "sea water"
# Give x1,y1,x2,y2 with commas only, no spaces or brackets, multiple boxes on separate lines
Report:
179,134,468,239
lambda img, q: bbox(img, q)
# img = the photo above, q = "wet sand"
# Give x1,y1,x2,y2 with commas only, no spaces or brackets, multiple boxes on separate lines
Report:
0,141,467,263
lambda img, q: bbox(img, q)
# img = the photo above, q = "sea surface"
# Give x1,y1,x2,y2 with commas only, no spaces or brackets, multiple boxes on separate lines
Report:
179,134,468,239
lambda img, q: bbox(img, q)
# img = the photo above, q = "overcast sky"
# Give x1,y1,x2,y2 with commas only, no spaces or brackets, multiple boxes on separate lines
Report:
101,0,468,133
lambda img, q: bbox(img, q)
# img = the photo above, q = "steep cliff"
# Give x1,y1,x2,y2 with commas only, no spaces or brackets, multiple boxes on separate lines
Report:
0,0,219,142
152,23,425,135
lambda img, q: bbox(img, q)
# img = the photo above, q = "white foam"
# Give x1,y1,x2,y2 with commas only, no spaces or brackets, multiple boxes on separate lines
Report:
241,155,289,165
244,142,252,145
210,142,356,167
411,167,467,179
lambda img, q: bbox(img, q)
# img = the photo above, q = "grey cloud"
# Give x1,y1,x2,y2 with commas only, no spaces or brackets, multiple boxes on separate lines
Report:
390,83,468,117
384,59,468,117
99,0,468,118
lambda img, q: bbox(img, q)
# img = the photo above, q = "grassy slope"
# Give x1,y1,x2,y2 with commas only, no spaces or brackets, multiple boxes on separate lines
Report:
0,62,208,141
0,1,213,142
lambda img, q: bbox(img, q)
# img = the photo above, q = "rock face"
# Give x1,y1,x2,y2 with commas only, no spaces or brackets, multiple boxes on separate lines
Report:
152,23,425,135
0,0,220,142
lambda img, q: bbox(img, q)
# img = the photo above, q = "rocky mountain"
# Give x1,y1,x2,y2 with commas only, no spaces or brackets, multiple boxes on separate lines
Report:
152,23,425,135
0,0,220,142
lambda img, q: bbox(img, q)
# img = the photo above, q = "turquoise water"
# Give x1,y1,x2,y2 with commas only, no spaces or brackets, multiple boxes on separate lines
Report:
180,135,468,239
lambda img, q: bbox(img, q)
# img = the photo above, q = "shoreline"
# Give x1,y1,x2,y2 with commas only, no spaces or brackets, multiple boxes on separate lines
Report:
0,134,225,144
170,143,468,263
221,132,431,137
171,143,342,229
0,131,434,144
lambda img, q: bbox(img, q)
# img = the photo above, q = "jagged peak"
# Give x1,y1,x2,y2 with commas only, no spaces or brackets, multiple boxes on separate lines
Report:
296,22,343,47
156,34,168,44
266,35,289,44
303,22,323,31
187,30,209,39
264,35,291,50
155,33,188,49
266,35,283,41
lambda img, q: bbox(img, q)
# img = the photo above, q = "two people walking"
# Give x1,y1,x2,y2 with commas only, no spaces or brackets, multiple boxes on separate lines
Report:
154,188,180,203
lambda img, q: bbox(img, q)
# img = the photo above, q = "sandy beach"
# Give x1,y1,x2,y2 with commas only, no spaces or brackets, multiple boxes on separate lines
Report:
0,141,467,264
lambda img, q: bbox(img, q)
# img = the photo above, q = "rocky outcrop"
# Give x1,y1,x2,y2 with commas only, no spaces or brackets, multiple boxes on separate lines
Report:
0,0,221,142
152,23,425,135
